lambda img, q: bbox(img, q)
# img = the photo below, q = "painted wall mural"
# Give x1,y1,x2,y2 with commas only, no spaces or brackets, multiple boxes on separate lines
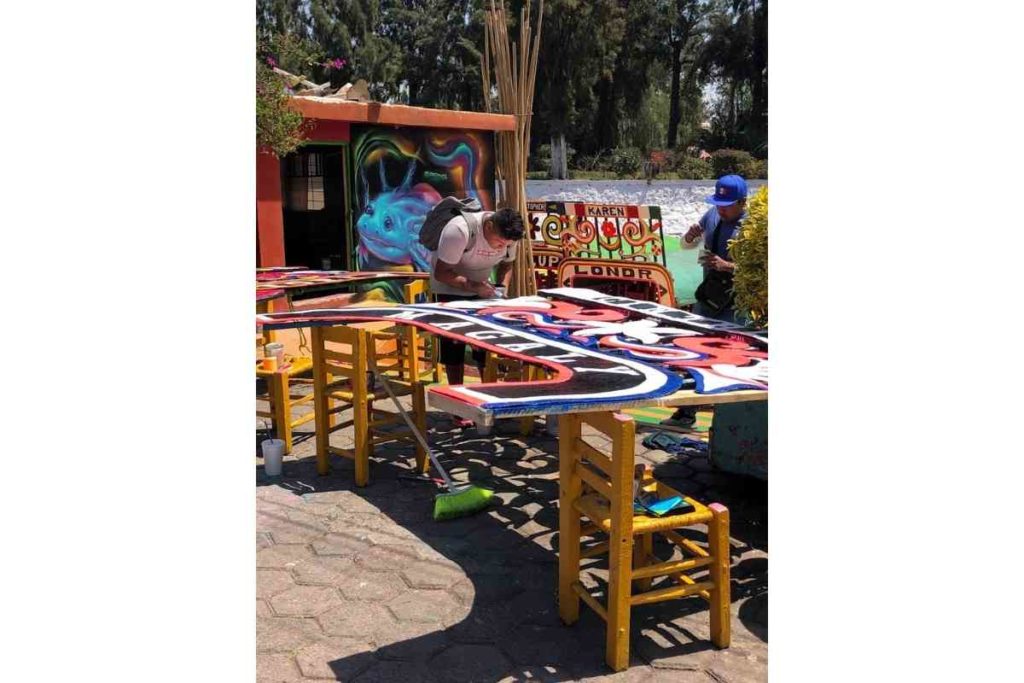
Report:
256,288,767,422
526,201,667,265
352,127,496,274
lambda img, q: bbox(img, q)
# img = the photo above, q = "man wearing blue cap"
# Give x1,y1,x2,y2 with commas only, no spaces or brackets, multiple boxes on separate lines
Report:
661,173,748,430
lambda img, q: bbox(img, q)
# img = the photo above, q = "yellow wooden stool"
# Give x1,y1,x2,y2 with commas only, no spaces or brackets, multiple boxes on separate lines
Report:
256,355,315,454
558,411,731,671
310,323,429,486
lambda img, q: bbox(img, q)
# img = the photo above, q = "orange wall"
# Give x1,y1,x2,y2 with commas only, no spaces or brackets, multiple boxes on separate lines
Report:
255,121,352,267
256,149,285,267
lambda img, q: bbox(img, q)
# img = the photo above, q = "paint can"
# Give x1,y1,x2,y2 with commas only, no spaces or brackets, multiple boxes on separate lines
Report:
265,342,285,366
261,438,284,477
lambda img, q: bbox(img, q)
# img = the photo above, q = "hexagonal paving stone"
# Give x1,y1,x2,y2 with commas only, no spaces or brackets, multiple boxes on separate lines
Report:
290,556,355,586
318,602,394,638
648,670,716,682
256,531,274,551
352,660,434,682
268,524,329,546
339,512,420,539
575,661,664,682
337,570,409,602
256,544,315,569
256,617,325,653
501,625,577,666
256,653,302,682
636,621,765,677
445,602,520,644
399,560,465,590
373,619,449,662
257,570,296,599
354,544,422,572
295,637,376,680
257,485,308,509
269,585,343,617
430,644,513,683
311,532,374,557
498,664,577,682
386,589,467,625
452,571,525,604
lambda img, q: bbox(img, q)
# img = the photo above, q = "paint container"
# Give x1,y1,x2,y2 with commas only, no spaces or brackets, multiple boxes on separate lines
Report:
261,438,284,477
265,343,285,367
262,355,278,372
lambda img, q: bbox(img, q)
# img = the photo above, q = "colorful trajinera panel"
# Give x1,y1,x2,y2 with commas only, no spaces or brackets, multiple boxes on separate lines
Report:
526,201,667,265
352,126,496,274
256,269,427,301
556,258,677,307
256,288,767,423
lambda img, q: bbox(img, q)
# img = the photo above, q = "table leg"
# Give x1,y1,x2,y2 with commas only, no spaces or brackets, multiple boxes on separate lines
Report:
708,503,732,648
311,329,330,476
605,414,636,671
269,373,292,454
558,413,582,626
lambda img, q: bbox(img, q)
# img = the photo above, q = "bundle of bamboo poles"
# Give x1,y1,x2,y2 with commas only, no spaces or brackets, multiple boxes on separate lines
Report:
481,0,544,298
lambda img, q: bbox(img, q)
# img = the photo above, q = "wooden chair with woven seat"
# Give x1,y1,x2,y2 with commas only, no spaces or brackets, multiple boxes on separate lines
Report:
402,278,445,384
557,411,731,671
310,320,429,486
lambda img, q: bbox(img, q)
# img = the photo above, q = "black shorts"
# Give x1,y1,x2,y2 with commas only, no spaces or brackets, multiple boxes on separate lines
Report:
434,293,488,368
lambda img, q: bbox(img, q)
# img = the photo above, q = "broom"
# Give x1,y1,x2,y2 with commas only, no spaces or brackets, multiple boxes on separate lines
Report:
370,357,494,521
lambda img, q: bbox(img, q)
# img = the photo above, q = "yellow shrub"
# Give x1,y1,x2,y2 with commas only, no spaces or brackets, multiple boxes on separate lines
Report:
728,186,768,327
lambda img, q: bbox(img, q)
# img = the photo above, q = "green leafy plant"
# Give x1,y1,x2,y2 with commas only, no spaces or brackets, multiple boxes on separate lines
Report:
710,148,756,177
256,58,308,157
728,185,768,328
256,34,348,157
670,152,713,179
609,146,642,178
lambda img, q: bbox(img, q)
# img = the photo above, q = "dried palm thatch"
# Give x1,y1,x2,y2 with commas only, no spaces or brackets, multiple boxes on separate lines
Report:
482,0,544,297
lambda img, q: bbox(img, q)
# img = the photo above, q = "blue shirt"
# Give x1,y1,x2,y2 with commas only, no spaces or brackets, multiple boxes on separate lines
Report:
699,207,745,277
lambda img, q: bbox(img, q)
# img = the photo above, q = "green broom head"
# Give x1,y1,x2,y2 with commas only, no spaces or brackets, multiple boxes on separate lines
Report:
433,485,494,521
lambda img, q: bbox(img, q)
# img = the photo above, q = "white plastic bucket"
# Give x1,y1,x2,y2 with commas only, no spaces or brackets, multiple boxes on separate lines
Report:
261,438,285,476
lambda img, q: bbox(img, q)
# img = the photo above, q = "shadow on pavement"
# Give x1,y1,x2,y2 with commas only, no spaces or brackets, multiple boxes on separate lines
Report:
255,415,767,681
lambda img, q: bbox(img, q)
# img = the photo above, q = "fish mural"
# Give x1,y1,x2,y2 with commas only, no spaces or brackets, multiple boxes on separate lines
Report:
352,126,496,278
356,159,438,272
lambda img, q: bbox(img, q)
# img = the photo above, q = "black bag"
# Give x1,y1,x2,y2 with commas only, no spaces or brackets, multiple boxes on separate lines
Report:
418,196,482,251
694,220,735,314
695,270,734,314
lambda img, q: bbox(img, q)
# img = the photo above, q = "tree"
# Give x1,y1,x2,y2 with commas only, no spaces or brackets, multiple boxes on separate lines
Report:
379,0,485,110
257,0,404,99
593,0,673,152
697,0,767,153
533,0,625,174
667,0,712,149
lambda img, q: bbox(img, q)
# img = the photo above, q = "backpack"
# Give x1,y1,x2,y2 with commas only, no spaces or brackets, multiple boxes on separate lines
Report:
418,196,483,251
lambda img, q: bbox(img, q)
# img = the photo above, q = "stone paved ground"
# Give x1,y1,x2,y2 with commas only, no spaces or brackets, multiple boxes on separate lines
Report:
256,397,767,682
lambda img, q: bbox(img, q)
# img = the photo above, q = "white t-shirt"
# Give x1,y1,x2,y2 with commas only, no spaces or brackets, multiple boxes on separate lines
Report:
429,213,518,296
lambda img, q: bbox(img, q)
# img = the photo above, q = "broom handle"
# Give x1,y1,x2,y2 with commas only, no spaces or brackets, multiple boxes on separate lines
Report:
369,355,458,491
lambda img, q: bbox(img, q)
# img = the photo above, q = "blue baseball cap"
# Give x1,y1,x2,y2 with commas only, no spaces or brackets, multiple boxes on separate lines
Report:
705,174,748,206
